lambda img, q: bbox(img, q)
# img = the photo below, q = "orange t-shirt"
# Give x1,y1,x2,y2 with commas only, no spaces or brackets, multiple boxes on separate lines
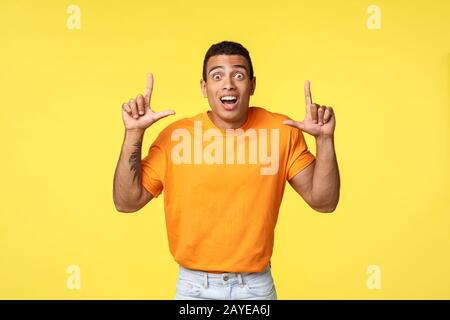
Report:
141,106,315,273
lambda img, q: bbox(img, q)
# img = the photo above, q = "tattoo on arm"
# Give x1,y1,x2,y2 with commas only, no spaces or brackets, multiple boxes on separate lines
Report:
129,141,142,184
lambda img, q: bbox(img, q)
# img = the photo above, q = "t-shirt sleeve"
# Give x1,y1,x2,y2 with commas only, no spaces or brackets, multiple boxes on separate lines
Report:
140,132,167,198
286,127,316,181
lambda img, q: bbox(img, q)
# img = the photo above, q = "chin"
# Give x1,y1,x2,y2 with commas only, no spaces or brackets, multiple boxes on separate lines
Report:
217,105,245,119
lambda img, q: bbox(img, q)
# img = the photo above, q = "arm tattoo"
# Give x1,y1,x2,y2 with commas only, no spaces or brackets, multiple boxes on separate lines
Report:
129,141,142,184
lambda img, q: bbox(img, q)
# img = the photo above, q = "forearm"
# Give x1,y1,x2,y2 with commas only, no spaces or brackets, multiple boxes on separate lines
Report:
311,135,340,212
113,129,145,210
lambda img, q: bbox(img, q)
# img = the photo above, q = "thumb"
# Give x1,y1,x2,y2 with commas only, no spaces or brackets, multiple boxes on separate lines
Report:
153,109,176,122
282,119,305,130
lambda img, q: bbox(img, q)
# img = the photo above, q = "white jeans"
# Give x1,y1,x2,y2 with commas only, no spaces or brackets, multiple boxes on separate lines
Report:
174,264,277,300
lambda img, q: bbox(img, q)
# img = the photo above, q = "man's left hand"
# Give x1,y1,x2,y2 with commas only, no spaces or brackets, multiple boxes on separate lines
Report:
282,80,335,138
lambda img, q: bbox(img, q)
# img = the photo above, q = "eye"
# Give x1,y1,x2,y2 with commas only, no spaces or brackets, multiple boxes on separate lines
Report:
212,73,222,81
234,72,245,80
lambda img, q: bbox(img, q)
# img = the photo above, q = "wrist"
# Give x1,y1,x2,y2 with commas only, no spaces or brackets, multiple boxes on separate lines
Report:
316,134,334,144
125,128,146,136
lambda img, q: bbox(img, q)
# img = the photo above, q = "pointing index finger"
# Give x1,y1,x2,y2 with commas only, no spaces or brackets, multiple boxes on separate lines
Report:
304,80,312,106
145,73,154,107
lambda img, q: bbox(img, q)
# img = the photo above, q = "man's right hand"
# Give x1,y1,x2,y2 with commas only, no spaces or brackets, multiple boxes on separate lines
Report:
122,73,176,131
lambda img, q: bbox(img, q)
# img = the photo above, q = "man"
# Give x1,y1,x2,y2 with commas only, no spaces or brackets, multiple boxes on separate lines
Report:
113,41,340,300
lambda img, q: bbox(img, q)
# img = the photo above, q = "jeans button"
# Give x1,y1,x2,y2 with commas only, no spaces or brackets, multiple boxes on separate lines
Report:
223,275,229,281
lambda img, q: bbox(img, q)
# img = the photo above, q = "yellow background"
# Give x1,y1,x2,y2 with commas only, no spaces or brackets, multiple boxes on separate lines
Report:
1,0,449,299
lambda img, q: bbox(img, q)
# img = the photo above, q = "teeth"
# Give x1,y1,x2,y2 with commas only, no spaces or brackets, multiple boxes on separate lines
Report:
220,96,237,101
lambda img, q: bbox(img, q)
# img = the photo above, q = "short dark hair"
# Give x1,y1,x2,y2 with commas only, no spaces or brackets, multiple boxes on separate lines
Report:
202,41,254,81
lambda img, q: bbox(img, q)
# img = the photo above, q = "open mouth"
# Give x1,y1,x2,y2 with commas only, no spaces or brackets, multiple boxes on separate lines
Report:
219,95,239,110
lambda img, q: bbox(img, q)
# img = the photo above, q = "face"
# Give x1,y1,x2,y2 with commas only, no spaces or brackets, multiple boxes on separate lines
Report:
201,54,256,129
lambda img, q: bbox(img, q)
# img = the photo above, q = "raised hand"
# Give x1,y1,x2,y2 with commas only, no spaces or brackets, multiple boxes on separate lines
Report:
282,80,335,138
122,73,176,131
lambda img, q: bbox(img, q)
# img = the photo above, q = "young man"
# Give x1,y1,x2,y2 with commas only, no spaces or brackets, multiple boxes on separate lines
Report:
113,41,340,300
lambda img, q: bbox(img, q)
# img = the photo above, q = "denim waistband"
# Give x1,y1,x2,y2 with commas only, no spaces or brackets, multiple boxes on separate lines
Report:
178,264,271,289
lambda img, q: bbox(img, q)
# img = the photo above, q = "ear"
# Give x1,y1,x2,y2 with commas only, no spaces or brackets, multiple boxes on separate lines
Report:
200,79,207,98
250,77,256,95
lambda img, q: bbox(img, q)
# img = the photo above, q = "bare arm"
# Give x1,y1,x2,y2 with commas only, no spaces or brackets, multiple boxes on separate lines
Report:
113,73,175,213
283,80,340,213
289,135,340,213
113,129,153,213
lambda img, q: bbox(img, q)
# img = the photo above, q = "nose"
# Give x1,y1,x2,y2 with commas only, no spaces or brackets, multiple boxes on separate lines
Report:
222,75,236,90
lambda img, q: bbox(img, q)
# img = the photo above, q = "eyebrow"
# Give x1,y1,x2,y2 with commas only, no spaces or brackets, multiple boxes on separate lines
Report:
208,64,249,74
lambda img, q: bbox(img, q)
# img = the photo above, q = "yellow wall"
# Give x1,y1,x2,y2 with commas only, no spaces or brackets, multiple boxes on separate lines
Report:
1,0,449,299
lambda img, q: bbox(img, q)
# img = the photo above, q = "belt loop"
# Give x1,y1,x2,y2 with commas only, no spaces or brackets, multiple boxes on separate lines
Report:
203,272,209,289
237,273,244,286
